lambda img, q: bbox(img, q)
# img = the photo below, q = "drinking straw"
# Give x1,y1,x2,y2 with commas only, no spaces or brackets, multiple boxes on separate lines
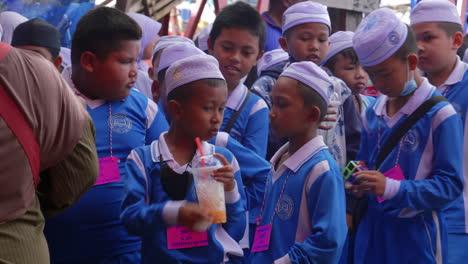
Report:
195,137,205,167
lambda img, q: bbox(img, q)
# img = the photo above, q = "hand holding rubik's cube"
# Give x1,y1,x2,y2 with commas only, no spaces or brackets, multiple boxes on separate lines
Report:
343,161,368,184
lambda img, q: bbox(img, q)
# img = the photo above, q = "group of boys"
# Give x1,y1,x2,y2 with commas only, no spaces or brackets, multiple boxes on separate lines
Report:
2,0,468,263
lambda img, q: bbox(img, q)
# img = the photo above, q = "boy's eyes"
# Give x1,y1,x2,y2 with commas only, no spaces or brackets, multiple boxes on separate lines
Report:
423,35,434,41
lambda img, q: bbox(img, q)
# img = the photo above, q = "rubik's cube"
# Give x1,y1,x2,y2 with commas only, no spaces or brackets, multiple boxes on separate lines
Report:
343,161,367,183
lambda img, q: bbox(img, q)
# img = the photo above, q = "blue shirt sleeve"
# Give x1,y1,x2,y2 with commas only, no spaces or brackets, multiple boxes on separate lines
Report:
287,166,348,263
121,147,169,235
217,147,247,242
390,112,463,210
229,138,268,213
243,100,269,158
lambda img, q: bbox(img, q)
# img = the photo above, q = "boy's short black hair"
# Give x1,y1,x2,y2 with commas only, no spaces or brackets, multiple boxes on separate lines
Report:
167,78,226,103
209,1,266,52
71,7,142,65
393,24,417,62
297,81,328,122
437,22,463,37
324,47,358,73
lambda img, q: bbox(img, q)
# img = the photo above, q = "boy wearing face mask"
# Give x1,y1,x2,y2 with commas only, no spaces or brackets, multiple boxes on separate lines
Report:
349,8,463,264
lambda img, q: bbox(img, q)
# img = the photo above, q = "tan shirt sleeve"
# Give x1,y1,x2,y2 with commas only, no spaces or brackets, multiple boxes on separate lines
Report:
37,116,98,217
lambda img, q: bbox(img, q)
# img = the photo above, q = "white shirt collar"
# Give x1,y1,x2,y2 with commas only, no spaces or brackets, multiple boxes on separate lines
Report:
270,136,328,175
373,78,435,127
438,58,468,92
226,82,248,111
150,132,215,173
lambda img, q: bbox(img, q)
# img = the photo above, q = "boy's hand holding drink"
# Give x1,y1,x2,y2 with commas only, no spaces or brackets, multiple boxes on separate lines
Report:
212,153,235,192
178,203,213,232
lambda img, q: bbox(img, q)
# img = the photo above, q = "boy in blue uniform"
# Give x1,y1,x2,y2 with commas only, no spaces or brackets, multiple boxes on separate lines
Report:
350,8,463,264
153,42,270,262
44,7,169,263
121,54,246,264
323,31,375,121
250,61,347,264
270,1,361,169
208,1,269,158
410,1,468,263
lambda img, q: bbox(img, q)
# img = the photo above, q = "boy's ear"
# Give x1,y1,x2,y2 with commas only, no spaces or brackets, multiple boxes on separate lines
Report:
279,37,289,53
408,53,419,71
304,104,321,123
148,66,154,80
207,37,214,55
168,100,184,120
53,55,63,71
80,51,97,73
451,31,464,50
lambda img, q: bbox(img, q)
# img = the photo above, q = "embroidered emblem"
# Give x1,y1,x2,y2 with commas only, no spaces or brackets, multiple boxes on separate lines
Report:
401,128,420,152
172,67,182,80
363,15,377,32
275,194,294,221
108,113,132,133
388,31,400,45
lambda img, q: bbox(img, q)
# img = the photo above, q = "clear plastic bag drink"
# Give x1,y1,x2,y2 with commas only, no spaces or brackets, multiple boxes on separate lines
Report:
192,155,227,224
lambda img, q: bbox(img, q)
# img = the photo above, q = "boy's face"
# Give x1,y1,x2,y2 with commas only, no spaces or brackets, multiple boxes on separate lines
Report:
91,40,140,101
269,77,312,138
280,23,329,64
332,54,369,95
364,56,412,98
176,81,228,141
412,22,461,75
208,27,261,86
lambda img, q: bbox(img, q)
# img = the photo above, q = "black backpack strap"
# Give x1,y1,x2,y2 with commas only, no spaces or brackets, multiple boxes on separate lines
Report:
374,96,448,170
224,91,252,134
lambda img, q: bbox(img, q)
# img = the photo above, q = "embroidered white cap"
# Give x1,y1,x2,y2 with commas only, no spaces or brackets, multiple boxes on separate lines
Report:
157,42,205,75
153,35,195,57
280,61,333,104
282,1,331,35
410,0,462,26
256,49,289,76
165,54,225,96
353,8,408,67
322,31,354,65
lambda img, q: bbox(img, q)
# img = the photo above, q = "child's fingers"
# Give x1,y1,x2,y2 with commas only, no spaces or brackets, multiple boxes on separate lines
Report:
213,165,233,174
213,153,230,166
213,173,234,182
319,124,334,130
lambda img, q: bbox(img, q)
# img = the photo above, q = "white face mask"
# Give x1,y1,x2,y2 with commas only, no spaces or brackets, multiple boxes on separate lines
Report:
400,61,417,96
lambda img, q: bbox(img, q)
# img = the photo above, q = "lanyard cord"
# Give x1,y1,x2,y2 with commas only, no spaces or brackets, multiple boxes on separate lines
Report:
256,169,292,225
108,103,113,157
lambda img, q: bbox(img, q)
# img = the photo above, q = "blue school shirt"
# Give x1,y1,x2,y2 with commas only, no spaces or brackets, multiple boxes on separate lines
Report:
222,82,269,158
262,12,282,52
210,132,269,224
437,59,468,234
250,136,347,264
45,89,169,262
121,133,246,264
354,79,463,264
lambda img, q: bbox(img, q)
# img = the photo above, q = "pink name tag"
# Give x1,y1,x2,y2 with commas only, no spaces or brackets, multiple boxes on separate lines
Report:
167,226,208,250
251,224,272,252
94,156,121,186
377,165,405,203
